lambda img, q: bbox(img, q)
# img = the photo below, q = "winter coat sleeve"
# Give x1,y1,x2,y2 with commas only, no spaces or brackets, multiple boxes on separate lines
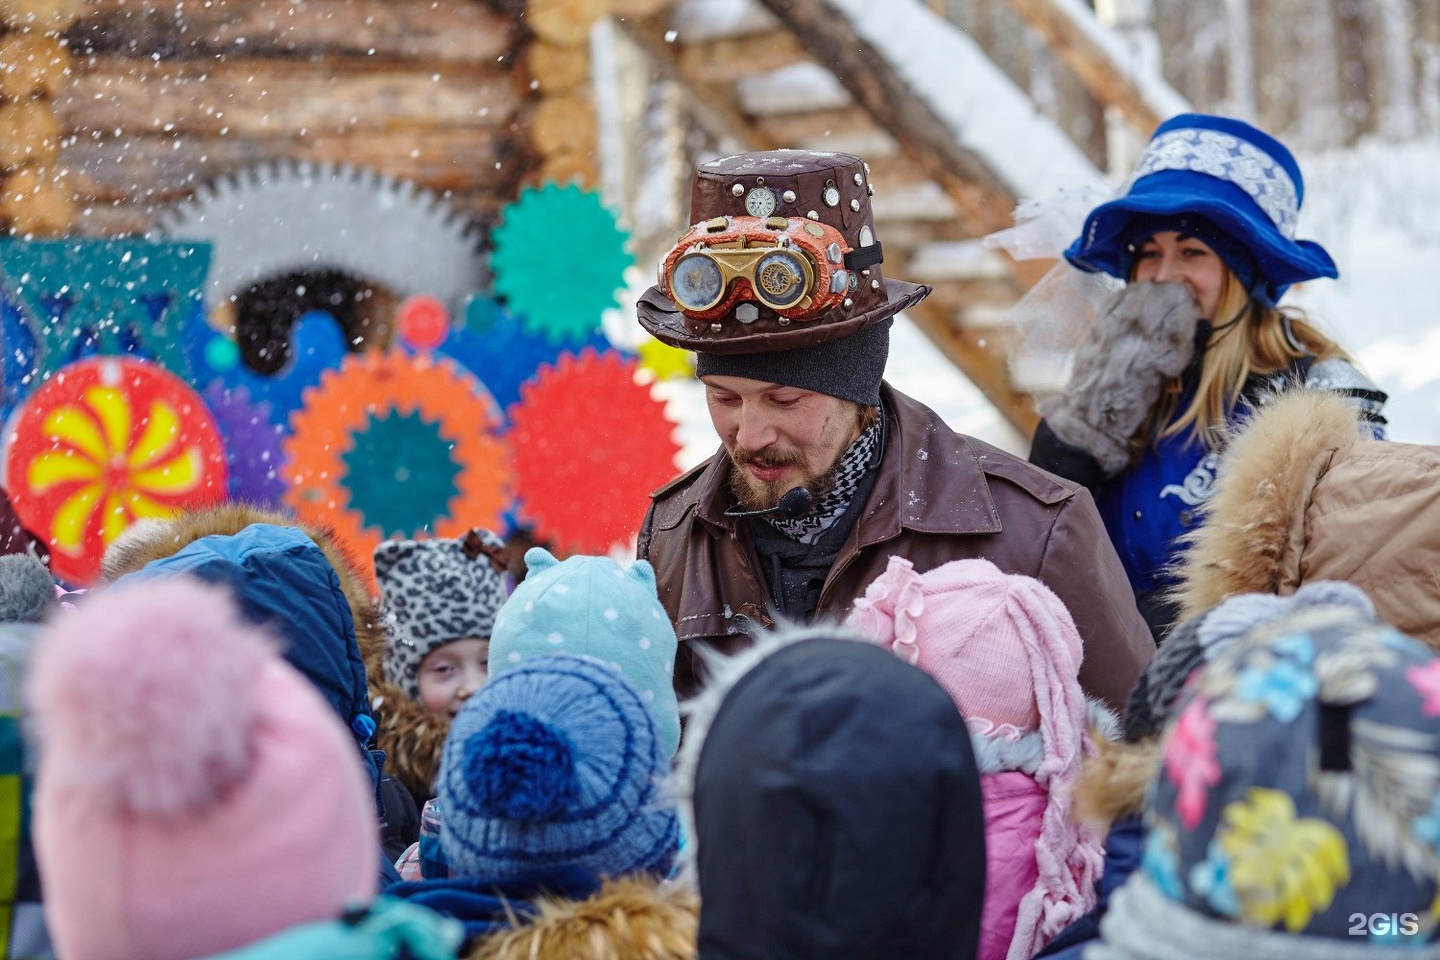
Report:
1036,486,1155,711
1029,418,1111,491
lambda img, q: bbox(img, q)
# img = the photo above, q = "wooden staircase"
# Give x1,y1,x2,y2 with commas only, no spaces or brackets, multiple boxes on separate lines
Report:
615,0,1182,436
618,0,1052,435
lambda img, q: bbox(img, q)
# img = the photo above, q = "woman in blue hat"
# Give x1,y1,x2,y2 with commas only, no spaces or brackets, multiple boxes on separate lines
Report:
1029,113,1386,642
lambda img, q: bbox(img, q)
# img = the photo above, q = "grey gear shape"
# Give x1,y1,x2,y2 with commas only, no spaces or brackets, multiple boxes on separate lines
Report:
151,161,486,314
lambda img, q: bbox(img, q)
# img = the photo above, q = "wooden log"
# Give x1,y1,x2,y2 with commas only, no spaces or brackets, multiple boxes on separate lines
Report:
534,150,598,188
616,15,786,152
0,0,83,31
0,165,75,236
905,296,1038,435
70,0,517,64
0,31,72,101
1000,0,1175,136
609,0,675,17
56,58,527,136
754,0,1020,237
528,40,590,94
675,28,809,85
64,129,526,204
527,0,604,47
0,98,59,168
531,93,597,157
72,186,516,240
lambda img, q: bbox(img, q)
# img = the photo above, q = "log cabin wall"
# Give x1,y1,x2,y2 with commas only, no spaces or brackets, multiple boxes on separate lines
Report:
51,0,537,239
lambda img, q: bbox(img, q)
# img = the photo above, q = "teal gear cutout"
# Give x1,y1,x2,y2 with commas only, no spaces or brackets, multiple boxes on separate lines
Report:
0,237,210,382
490,183,633,345
340,410,463,539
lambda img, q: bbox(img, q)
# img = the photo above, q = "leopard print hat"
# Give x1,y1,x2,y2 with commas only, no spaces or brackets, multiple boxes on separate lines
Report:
374,529,509,698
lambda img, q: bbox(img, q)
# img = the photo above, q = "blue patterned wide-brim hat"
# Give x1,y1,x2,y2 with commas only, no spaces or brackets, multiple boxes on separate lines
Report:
437,653,679,883
1065,113,1337,305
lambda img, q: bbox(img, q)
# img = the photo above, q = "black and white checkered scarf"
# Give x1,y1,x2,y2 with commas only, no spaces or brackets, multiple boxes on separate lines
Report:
767,415,883,545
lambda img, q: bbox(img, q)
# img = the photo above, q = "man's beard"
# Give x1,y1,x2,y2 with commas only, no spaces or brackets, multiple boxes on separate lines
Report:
726,444,842,513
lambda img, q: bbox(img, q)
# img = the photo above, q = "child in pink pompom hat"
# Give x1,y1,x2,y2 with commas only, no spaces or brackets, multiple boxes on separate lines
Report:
847,555,1115,960
27,576,383,960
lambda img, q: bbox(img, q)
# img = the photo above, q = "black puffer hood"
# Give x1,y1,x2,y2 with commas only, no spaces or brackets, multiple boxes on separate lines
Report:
690,629,985,960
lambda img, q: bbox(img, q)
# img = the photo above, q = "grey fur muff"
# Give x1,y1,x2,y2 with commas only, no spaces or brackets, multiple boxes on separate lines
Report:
0,553,56,623
1041,281,1200,475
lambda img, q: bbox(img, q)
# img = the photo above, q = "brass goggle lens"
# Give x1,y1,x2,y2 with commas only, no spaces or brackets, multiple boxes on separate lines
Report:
668,243,815,314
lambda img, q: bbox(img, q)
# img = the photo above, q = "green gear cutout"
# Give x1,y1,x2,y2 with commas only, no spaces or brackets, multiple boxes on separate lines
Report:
490,183,634,345
341,410,462,538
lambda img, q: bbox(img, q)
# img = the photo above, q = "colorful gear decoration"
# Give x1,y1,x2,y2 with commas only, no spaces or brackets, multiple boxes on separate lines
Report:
3,356,229,584
202,382,287,508
282,351,511,588
507,349,680,555
490,183,633,345
436,295,614,411
637,335,695,382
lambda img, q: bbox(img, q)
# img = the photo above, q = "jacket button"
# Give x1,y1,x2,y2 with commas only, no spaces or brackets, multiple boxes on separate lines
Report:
1179,509,1195,527
1133,510,1143,520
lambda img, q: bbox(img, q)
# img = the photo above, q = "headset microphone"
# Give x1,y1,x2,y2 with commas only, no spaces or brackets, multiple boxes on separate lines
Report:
724,486,814,520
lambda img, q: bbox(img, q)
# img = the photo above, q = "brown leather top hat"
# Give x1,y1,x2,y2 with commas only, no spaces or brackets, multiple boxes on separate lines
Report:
637,150,930,355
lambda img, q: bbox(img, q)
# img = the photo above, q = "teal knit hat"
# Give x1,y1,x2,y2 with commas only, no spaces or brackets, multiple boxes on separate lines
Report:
488,548,680,758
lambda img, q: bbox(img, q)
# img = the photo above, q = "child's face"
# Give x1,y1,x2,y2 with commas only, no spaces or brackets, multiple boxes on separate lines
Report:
417,638,489,717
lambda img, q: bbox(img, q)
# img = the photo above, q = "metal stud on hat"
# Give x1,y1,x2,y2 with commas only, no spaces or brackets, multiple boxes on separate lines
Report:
636,149,930,356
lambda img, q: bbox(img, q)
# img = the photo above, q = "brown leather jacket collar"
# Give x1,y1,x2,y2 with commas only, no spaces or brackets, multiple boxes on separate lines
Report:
683,384,1008,540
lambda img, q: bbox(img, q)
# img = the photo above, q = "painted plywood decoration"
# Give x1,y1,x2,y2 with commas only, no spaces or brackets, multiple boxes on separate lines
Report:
0,172,681,586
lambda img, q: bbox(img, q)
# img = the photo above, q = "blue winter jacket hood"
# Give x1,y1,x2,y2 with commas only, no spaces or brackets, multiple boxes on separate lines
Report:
114,522,383,793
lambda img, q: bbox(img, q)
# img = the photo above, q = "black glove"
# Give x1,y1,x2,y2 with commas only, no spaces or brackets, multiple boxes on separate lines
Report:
1039,281,1200,476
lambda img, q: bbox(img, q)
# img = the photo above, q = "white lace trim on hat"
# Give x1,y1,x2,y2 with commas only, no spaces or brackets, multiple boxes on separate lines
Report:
1128,128,1300,239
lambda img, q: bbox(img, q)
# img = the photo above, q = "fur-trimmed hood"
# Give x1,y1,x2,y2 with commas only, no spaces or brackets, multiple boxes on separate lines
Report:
101,502,385,669
1175,390,1440,649
466,876,698,960
370,676,449,804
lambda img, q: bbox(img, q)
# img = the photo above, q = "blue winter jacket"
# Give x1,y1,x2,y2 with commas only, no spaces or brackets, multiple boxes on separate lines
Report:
1033,357,1387,638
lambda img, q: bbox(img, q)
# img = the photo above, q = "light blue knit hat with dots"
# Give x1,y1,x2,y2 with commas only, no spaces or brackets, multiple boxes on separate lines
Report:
488,548,680,758
437,653,680,882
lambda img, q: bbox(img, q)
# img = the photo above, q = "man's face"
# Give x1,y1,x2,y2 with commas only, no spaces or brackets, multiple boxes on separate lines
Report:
702,374,863,511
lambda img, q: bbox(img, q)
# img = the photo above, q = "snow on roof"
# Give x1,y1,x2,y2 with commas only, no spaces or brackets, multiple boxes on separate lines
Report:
826,0,1105,201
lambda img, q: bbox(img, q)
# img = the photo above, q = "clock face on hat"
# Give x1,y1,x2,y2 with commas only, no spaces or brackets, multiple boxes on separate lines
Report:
744,187,777,219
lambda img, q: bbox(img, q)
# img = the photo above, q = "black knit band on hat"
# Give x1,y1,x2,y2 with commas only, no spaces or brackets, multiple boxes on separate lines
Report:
695,319,890,407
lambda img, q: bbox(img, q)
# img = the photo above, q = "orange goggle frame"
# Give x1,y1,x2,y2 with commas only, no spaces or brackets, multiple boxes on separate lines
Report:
660,216,856,322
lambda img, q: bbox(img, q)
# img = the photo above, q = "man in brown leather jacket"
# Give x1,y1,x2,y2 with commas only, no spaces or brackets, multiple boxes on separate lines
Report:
637,150,1153,711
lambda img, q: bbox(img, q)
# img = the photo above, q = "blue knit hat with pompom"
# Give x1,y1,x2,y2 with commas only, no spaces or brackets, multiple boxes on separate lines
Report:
437,653,679,882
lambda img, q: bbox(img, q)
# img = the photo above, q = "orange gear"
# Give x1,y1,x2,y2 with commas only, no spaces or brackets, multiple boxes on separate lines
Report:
283,351,511,590
4,357,228,584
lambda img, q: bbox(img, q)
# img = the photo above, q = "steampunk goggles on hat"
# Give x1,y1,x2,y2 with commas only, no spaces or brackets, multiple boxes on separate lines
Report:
660,215,860,323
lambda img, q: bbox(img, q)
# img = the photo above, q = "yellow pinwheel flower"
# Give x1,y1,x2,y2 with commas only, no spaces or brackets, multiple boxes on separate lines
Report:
1218,787,1350,932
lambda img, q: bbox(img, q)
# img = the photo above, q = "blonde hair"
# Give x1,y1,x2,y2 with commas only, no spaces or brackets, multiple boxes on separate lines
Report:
1138,268,1348,453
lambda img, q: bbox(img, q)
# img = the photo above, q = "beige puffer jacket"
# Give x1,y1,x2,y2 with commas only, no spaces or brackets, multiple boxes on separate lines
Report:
1176,390,1440,649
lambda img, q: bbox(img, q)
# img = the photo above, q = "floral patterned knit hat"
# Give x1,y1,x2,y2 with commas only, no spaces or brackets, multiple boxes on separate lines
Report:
1142,603,1440,944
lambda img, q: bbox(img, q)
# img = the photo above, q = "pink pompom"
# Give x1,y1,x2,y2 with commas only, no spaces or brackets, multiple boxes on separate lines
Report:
28,577,277,816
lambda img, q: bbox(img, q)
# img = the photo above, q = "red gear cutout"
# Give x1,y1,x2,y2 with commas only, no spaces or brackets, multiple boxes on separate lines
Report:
508,349,681,555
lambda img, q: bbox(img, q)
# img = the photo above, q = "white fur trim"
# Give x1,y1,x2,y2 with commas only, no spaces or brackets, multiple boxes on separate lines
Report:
667,621,870,885
1090,874,1440,960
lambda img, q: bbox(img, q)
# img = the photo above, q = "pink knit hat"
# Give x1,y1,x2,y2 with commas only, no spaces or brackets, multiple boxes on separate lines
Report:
847,555,1084,733
29,577,378,960
847,556,1102,959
